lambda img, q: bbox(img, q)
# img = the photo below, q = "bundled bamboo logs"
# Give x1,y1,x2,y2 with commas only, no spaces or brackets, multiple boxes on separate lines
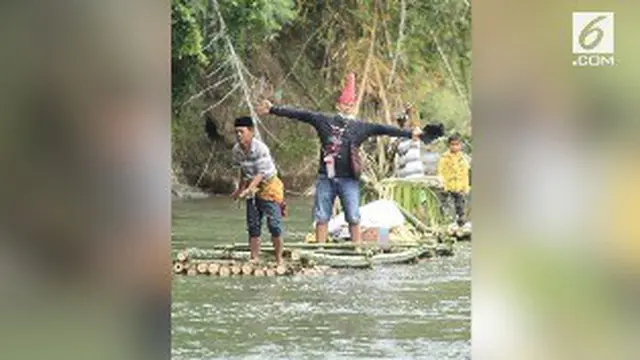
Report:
172,248,325,277
172,255,338,278
172,235,457,278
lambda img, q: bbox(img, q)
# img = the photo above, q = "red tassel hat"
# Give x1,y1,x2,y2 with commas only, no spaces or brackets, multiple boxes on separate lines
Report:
337,72,357,115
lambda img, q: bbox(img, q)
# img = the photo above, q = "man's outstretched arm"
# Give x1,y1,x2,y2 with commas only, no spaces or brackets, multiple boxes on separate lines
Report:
364,122,414,138
360,121,444,146
256,100,331,129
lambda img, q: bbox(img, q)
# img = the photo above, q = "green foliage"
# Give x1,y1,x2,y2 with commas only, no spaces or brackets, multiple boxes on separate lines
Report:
171,0,471,192
172,0,208,112
171,0,297,111
217,0,297,49
361,179,446,228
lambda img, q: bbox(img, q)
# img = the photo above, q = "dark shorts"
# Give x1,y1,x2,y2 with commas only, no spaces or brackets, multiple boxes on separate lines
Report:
246,197,283,238
313,175,360,224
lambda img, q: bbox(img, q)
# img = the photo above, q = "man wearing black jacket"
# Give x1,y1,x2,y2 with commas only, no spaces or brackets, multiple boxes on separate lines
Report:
256,73,443,244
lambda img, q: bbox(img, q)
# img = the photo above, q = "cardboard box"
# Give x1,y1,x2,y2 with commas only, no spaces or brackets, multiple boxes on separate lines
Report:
362,228,380,242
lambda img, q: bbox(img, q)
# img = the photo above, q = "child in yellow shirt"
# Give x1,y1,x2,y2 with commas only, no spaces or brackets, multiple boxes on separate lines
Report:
437,134,471,227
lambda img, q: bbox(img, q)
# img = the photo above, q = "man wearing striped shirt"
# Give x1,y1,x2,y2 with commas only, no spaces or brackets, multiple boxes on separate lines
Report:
392,105,425,179
231,116,284,264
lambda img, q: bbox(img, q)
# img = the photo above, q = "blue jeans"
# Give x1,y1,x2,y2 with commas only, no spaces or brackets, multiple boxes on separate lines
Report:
313,175,360,224
246,198,283,237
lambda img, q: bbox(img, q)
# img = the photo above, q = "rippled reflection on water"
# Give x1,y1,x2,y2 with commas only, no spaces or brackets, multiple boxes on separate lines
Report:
172,198,471,359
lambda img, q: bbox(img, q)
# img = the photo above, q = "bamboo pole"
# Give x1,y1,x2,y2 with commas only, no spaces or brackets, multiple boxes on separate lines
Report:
186,265,198,276
435,243,454,257
173,262,185,275
230,264,242,275
196,262,209,274
298,250,372,269
275,265,287,276
174,248,255,261
387,0,406,88
176,251,188,263
370,246,432,265
241,263,254,275
265,268,276,277
207,263,220,275
354,10,378,117
313,249,376,257
218,265,231,277
287,242,376,250
254,268,265,277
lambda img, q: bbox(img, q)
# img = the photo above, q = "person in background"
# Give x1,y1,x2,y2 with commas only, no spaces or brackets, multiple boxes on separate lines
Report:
256,73,444,244
422,143,441,176
231,116,285,265
393,104,425,179
437,133,471,227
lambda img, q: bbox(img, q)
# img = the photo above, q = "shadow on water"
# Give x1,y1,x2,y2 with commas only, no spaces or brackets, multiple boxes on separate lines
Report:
172,196,471,360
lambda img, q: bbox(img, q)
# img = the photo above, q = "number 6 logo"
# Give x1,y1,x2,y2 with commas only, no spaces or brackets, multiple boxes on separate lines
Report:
572,12,614,54
579,15,606,50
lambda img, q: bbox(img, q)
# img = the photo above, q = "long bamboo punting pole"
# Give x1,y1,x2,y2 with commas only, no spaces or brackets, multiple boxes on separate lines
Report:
370,246,433,265
298,250,373,269
174,239,441,262
313,249,378,257
205,242,375,252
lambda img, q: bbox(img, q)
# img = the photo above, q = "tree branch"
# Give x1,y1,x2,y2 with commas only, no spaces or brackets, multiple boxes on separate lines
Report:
429,28,470,116
355,10,378,116
387,0,406,89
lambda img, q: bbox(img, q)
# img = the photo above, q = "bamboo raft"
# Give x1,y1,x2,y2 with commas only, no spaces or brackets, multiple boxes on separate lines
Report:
172,236,456,277
173,178,466,278
173,251,336,277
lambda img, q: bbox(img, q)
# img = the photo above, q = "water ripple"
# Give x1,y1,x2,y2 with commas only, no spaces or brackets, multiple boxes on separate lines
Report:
172,244,471,359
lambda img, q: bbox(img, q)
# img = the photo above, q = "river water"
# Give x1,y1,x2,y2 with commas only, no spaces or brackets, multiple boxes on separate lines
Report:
172,196,471,360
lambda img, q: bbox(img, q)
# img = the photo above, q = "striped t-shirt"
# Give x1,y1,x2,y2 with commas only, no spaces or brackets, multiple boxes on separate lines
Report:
232,138,277,181
394,138,424,178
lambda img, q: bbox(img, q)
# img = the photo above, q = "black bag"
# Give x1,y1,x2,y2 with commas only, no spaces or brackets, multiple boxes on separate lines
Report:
420,122,445,144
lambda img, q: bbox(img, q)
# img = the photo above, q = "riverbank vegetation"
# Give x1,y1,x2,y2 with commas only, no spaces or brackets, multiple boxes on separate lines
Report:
172,0,471,194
